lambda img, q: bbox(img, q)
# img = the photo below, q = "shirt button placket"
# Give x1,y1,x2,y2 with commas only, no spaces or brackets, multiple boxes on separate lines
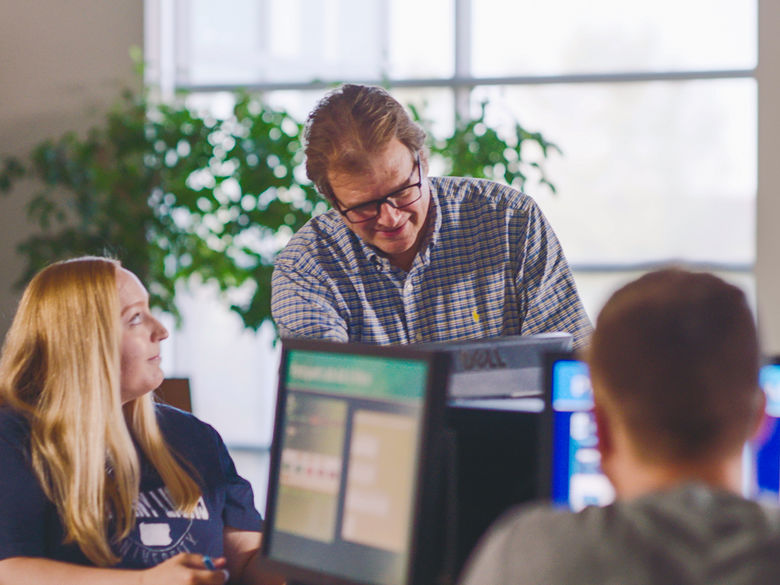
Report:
403,278,416,342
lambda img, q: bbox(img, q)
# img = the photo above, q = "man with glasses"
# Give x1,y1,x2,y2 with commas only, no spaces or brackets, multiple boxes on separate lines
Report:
271,84,591,348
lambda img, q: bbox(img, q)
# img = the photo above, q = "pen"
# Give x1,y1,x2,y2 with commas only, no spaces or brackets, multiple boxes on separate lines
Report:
203,555,216,570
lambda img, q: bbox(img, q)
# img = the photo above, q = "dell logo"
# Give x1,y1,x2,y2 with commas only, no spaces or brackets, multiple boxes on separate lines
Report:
459,349,508,371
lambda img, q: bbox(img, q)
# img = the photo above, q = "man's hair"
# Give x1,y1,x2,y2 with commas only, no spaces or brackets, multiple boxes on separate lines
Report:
304,83,427,202
0,256,200,566
588,267,762,464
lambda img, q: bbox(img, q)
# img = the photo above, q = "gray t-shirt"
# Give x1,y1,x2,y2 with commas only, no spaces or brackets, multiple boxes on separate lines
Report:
458,484,780,585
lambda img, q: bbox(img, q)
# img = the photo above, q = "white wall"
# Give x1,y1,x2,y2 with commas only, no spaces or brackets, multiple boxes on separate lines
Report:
757,0,780,354
0,0,143,335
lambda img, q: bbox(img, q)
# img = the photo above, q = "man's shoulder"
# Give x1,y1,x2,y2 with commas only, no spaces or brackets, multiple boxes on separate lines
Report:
460,502,600,585
634,484,780,536
495,501,602,542
275,209,357,267
473,501,602,564
432,176,539,212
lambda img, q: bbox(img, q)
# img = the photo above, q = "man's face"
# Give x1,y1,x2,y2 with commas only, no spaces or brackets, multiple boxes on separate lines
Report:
329,138,430,270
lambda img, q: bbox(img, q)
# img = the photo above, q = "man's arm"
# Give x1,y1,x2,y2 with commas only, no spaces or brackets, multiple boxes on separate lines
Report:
270,265,348,341
514,201,593,349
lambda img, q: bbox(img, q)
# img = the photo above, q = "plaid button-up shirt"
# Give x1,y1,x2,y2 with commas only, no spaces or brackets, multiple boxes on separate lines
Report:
271,176,592,349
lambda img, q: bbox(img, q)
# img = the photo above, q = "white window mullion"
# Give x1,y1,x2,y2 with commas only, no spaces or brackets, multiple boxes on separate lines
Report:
173,0,191,91
378,0,391,80
453,0,472,119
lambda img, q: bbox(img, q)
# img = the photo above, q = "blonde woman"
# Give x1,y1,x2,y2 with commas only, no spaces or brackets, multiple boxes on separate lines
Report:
0,257,277,584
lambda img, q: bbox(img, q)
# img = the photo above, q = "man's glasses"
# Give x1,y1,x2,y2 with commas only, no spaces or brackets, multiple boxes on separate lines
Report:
336,153,423,224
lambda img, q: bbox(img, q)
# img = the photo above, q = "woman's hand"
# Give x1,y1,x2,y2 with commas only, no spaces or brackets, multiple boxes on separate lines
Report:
0,554,230,585
139,553,229,585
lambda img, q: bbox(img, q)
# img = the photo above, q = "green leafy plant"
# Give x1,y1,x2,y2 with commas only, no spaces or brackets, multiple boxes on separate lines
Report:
423,100,560,194
0,86,559,331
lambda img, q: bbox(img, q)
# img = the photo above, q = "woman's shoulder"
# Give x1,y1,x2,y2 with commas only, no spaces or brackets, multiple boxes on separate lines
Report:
0,406,30,442
153,403,224,452
155,402,210,432
0,407,33,468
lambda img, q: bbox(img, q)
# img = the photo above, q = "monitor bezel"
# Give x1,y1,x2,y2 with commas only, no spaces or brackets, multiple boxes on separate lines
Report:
257,337,451,585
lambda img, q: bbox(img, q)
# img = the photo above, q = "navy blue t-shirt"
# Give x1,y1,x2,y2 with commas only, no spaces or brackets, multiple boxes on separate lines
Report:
0,404,262,568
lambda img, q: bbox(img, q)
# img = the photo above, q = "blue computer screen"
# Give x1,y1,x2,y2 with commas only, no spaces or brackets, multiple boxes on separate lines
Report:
752,362,780,500
549,357,780,509
549,358,614,510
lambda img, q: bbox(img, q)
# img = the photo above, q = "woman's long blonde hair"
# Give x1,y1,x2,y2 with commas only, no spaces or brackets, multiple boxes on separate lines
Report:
0,257,201,566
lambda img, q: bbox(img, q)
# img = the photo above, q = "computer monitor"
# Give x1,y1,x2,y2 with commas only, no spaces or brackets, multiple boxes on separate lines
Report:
544,352,780,509
258,338,451,585
543,351,614,511
415,332,573,399
752,356,780,500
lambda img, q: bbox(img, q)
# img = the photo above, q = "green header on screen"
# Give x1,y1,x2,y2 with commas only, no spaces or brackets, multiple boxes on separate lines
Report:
287,350,429,401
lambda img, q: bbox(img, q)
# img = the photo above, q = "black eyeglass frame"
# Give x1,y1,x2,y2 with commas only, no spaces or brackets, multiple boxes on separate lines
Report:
335,152,423,224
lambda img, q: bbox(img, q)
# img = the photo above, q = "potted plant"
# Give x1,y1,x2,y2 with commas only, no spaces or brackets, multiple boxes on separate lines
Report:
0,86,559,331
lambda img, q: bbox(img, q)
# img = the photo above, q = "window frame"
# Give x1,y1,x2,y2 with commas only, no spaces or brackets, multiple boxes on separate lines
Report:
145,0,757,280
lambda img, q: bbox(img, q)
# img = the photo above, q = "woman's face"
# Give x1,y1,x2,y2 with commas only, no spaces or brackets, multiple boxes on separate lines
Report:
117,267,169,404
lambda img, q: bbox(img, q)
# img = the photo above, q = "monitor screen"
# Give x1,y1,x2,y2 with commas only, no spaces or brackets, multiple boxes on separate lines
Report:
545,352,780,509
260,339,448,585
752,359,780,500
546,353,614,510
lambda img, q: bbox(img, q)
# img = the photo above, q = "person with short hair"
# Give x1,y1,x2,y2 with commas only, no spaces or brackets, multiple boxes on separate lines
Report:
0,257,279,585
271,83,591,347
458,268,780,584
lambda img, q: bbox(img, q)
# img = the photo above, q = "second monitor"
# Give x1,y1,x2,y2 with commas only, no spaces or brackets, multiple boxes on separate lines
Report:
259,336,556,585
543,351,780,510
260,339,451,585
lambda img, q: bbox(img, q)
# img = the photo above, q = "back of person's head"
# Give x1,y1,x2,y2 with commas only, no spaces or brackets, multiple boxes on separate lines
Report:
587,268,762,465
304,83,426,202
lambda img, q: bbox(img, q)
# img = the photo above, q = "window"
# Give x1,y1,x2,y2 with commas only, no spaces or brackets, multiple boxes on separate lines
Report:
146,0,758,509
